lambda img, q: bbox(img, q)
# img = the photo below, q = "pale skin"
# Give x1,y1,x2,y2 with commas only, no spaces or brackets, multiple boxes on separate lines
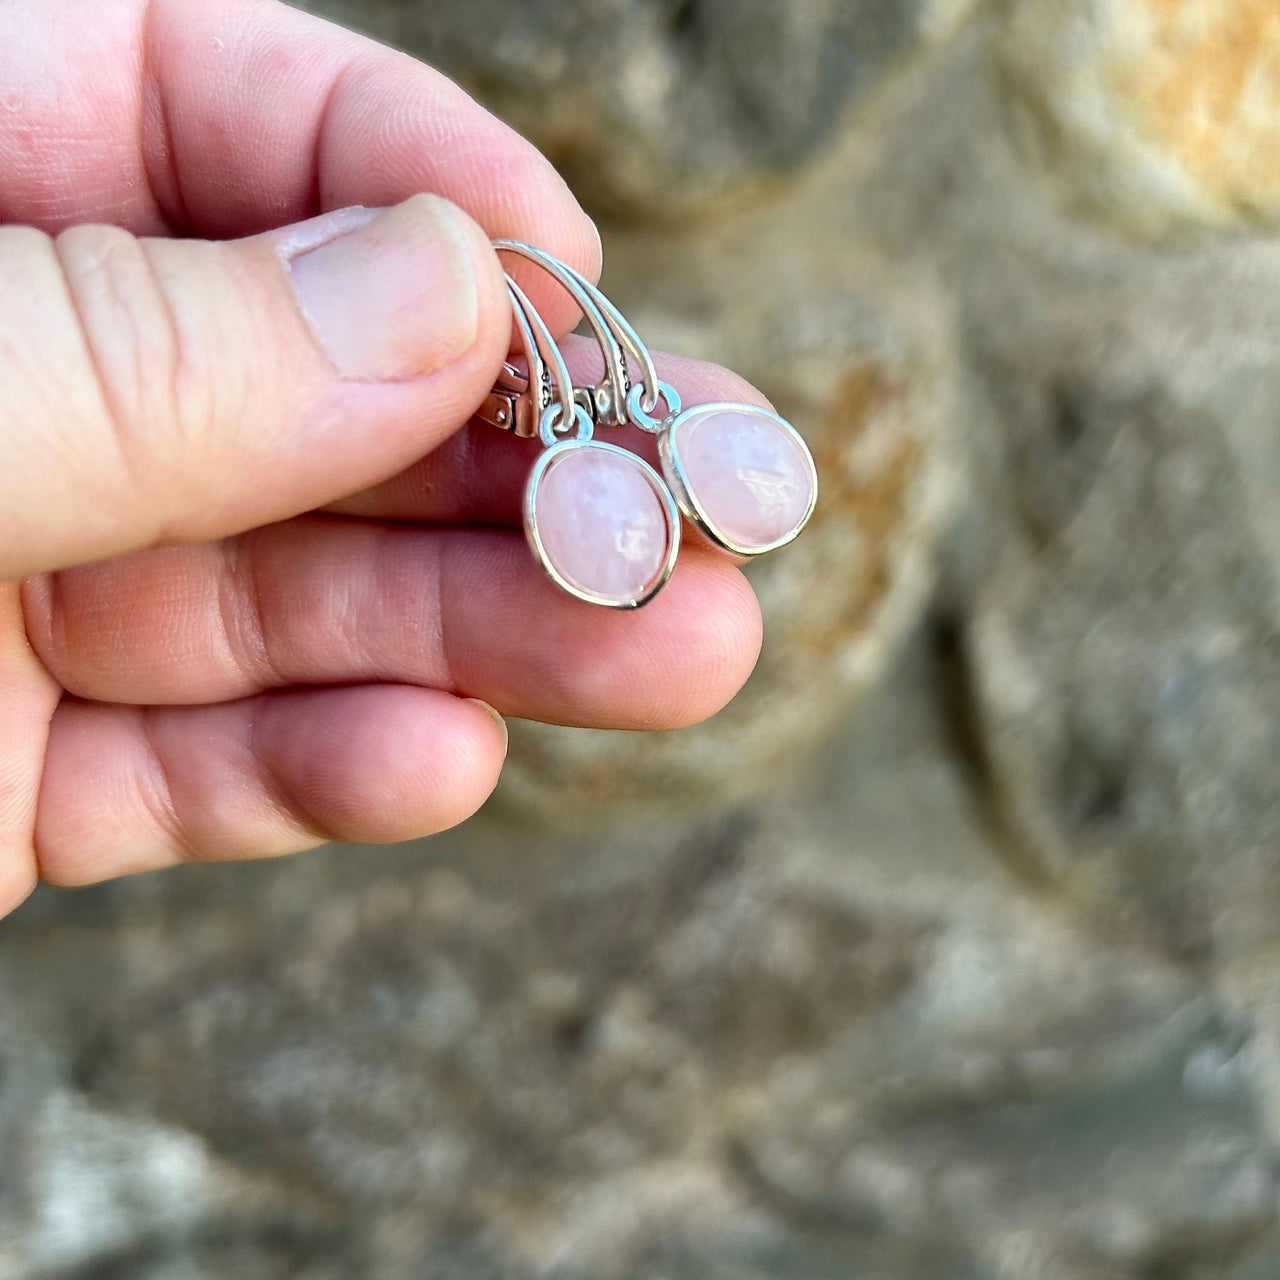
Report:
0,0,768,917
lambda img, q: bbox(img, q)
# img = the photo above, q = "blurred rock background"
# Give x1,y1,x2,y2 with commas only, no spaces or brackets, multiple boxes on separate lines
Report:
5,0,1280,1275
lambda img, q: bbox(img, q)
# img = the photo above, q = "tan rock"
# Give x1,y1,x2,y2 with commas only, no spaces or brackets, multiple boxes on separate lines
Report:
1001,0,1280,235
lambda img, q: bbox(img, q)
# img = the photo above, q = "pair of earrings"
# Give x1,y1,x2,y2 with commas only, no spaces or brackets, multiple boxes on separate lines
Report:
478,241,818,609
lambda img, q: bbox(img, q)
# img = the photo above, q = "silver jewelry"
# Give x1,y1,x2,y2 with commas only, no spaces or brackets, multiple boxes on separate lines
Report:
483,242,818,562
504,277,680,610
625,381,818,558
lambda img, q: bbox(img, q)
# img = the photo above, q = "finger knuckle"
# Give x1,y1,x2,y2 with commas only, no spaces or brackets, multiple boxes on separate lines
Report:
52,223,186,508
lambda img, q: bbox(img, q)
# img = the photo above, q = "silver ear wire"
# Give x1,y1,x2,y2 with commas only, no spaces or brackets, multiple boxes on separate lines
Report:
484,241,816,581
502,268,681,609
494,240,634,426
487,240,666,428
505,275,578,442
550,256,662,417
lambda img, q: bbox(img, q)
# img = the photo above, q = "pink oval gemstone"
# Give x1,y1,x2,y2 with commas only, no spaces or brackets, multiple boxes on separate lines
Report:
673,407,815,551
534,444,671,604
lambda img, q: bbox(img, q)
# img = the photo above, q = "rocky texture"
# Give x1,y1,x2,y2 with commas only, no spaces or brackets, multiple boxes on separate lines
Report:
851,14,1280,1142
7,642,1276,1280
8,1,1280,1277
302,0,944,218
1000,0,1280,237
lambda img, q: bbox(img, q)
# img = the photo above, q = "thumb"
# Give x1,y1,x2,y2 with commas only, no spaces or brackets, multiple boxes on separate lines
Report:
0,195,509,579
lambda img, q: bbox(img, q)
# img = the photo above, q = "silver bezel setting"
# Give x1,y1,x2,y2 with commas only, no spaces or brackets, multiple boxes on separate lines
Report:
523,438,682,610
656,402,819,557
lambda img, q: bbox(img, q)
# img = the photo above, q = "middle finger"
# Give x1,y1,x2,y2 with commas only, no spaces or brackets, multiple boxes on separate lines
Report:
24,516,762,729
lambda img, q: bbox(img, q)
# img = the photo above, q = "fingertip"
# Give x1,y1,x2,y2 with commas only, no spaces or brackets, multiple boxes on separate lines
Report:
265,685,506,844
646,550,764,728
497,146,602,279
486,150,601,336
0,856,37,918
435,195,518,388
280,193,510,385
655,353,774,414
546,550,763,731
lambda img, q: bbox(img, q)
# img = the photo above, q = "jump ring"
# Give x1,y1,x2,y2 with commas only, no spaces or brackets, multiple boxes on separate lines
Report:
626,380,682,432
539,402,594,449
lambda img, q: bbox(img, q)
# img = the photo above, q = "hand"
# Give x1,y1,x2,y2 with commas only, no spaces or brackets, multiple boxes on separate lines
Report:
0,0,764,913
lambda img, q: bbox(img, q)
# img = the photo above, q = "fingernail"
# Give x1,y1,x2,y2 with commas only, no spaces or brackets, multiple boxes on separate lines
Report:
466,698,509,757
288,194,480,381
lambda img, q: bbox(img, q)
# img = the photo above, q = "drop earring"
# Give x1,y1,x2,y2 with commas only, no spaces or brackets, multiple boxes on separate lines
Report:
482,242,818,559
503,277,680,609
630,382,818,558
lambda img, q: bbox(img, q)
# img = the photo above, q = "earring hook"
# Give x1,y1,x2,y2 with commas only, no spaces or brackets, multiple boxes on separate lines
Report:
492,240,667,421
494,240,634,424
505,275,577,436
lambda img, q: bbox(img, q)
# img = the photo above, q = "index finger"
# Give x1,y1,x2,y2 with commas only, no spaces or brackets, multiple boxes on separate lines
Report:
0,0,598,331
150,0,600,332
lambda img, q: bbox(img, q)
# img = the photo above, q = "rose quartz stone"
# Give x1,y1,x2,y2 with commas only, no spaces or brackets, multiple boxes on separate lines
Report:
673,408,815,550
534,445,670,603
